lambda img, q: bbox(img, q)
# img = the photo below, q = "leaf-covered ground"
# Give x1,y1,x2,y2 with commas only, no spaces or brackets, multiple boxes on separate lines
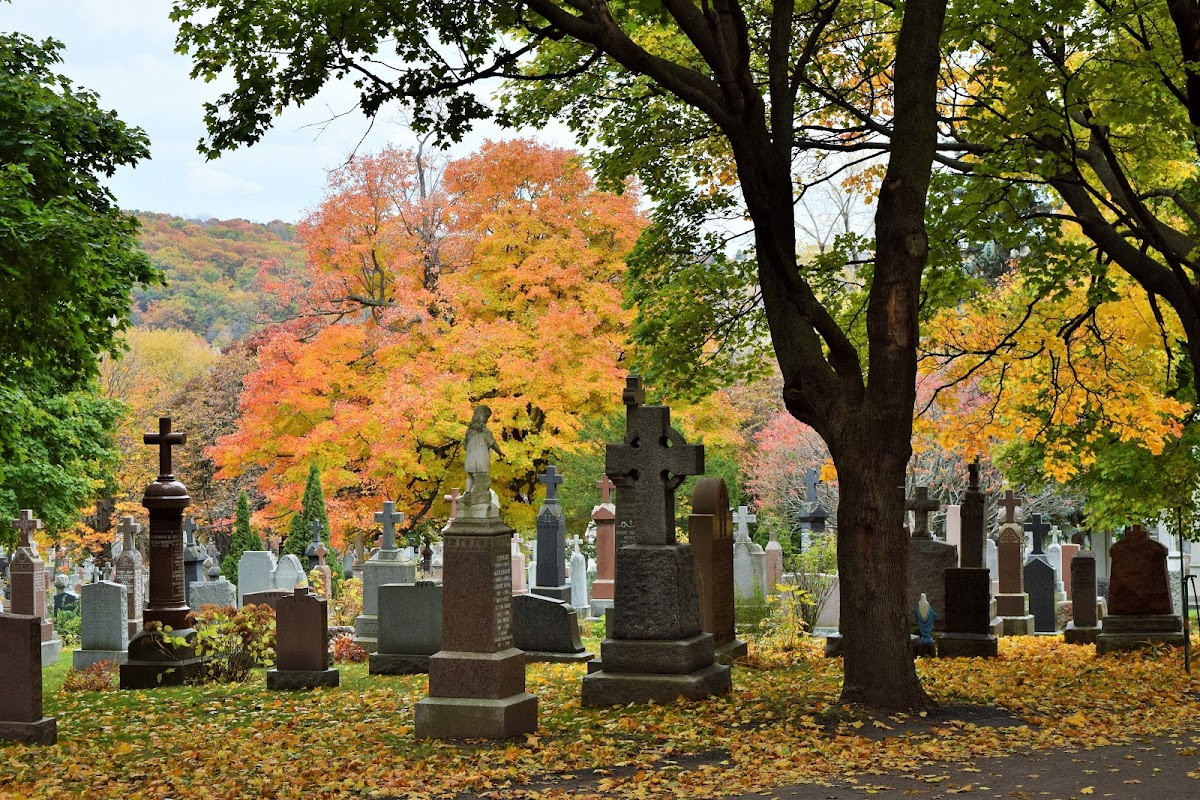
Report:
3,636,1200,799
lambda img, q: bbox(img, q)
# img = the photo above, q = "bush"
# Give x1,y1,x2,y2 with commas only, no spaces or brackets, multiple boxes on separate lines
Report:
189,603,276,683
333,576,363,627
62,660,118,692
735,586,772,629
330,633,368,664
786,532,838,632
54,608,81,649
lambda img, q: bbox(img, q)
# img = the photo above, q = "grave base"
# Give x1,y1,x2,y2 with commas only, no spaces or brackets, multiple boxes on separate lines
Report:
1095,614,1184,655
414,693,538,739
580,663,731,706
585,657,603,674
825,633,920,658
41,637,61,667
588,598,613,620
998,615,1035,636
714,638,748,665
369,652,431,675
266,668,340,690
0,717,57,746
599,633,714,674
936,632,998,658
1063,622,1101,645
120,627,203,689
73,649,128,670
523,650,593,664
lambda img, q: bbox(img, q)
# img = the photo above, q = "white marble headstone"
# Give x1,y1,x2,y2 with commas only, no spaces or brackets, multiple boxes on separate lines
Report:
273,554,307,590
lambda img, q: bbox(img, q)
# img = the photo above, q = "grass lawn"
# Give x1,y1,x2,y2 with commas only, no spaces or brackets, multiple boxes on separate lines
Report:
3,632,1200,799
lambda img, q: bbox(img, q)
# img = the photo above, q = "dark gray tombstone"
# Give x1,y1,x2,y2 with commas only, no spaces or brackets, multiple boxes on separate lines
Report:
959,461,986,568
370,581,443,674
532,465,571,603
1064,550,1100,644
937,568,997,657
513,593,590,662
1024,558,1057,632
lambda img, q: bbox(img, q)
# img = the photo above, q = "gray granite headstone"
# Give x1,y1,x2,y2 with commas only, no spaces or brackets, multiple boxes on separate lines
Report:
273,554,307,591
190,578,237,610
513,593,589,662
1024,557,1057,632
237,551,277,606
74,581,129,669
371,581,443,674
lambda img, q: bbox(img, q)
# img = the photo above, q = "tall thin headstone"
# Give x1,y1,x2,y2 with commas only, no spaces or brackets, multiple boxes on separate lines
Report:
995,493,1034,635
121,417,204,688
532,465,571,603
959,460,986,568
1063,550,1100,644
688,477,745,664
732,505,766,601
9,510,59,665
582,378,730,705
0,612,56,744
568,536,589,614
589,475,617,617
937,470,997,658
113,516,145,640
1023,513,1057,632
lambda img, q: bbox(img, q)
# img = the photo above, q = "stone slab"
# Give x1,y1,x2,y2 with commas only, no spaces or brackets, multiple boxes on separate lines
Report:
378,582,442,655
72,649,128,669
80,581,127,653
936,632,998,658
0,718,56,746
266,668,340,690
513,593,586,656
1096,613,1185,654
714,638,748,665
369,652,432,675
40,638,61,667
522,650,594,664
599,633,715,675
580,662,731,706
414,693,538,739
190,579,237,610
1063,623,1101,645
999,615,1035,636
1024,558,1057,632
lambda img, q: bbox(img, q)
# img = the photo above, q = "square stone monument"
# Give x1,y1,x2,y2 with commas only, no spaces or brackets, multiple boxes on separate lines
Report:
267,586,339,689
0,612,56,744
74,581,129,669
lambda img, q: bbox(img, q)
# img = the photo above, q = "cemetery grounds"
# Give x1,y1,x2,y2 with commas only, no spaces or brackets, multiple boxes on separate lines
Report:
3,624,1200,799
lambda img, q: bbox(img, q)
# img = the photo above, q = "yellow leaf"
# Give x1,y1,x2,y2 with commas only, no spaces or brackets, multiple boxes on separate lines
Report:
1081,787,1095,795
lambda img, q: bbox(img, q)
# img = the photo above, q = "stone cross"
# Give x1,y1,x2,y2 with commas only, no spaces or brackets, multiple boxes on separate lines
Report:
622,375,646,424
596,474,615,505
568,534,583,553
803,468,820,502
12,509,41,549
539,465,564,503
310,518,323,545
314,541,328,567
605,398,705,546
144,416,186,480
905,486,940,538
999,490,1021,524
443,488,461,519
374,501,403,551
117,515,140,551
732,506,757,542
183,517,198,545
1025,513,1051,555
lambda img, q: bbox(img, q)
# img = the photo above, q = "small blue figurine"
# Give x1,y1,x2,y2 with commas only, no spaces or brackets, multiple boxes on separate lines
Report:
915,592,937,657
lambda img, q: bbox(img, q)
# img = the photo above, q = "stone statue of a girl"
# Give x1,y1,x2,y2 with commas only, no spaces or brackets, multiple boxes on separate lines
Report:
463,405,504,517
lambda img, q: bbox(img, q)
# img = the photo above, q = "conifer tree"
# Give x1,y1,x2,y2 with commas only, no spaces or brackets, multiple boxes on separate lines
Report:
283,462,343,585
222,489,261,584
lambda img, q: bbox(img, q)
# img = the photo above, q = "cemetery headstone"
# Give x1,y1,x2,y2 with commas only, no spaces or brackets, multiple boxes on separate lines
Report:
370,581,443,674
414,405,537,739
1023,514,1057,632
688,477,745,664
985,538,1000,595
311,541,333,599
189,575,237,610
510,534,528,594
121,417,205,689
1064,550,1100,644
797,467,828,549
237,550,277,605
1096,525,1184,653
944,505,962,563
273,554,307,591
532,465,572,603
0,612,56,744
241,590,292,611
906,487,955,630
304,519,325,571
959,460,987,568
182,516,207,603
611,377,645,551
764,529,784,596
581,379,731,706
73,581,129,669
938,567,998,657
994,495,1034,635
732,506,766,602
52,573,78,615
113,516,145,641
9,510,60,665
513,592,590,662
589,475,617,617
267,586,339,689
1060,542,1080,600
1047,542,1066,601
569,536,589,614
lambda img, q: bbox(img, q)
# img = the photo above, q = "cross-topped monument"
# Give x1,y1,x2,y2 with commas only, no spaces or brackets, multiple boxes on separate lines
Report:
732,505,757,542
803,467,820,502
374,501,403,551
596,474,615,505
12,509,41,548
443,488,461,520
1000,490,1021,524
539,465,564,503
798,467,828,537
144,416,186,480
605,392,705,546
905,486,941,538
183,516,198,544
310,518,323,545
117,515,140,551
959,459,986,568
1025,513,1051,555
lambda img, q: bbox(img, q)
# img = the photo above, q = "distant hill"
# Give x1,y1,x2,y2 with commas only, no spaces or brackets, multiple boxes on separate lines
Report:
132,212,305,346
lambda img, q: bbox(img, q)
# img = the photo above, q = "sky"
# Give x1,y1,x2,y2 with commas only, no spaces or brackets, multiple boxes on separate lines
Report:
2,0,563,223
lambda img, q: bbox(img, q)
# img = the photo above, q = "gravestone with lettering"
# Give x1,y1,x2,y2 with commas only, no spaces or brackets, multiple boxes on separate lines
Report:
414,406,537,739
688,477,745,664
1096,525,1184,653
121,418,205,689
113,516,145,641
732,506,766,602
52,574,78,615
582,378,731,706
273,554,307,591
589,475,617,617
10,510,60,665
906,487,955,630
528,465,572,603
0,612,56,744
267,586,339,689
1064,550,1101,644
370,581,443,674
74,581,129,668
994,492,1034,634
1023,514,1057,632
354,500,418,653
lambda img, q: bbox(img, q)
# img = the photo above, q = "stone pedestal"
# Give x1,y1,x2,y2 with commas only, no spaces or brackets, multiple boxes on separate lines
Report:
415,515,537,739
908,537,957,631
354,550,417,653
582,544,731,705
1063,622,1101,644
0,612,56,745
1095,614,1184,654
937,568,998,658
371,581,443,675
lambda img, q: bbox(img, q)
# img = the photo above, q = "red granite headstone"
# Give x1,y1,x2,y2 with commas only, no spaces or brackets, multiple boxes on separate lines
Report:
591,475,616,603
0,612,56,744
1108,525,1173,616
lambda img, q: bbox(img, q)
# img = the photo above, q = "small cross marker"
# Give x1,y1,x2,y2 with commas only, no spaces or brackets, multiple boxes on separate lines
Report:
999,490,1021,524
595,474,615,505
374,501,403,551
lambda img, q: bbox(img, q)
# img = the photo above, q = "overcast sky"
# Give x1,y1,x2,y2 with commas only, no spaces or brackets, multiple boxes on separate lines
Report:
3,0,563,223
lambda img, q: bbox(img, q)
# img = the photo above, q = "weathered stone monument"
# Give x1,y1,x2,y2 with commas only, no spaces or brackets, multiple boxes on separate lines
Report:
1064,550,1100,644
182,516,207,603
74,581,129,669
237,550,277,605
589,475,617,617
513,592,590,662
532,465,571,603
959,460,987,568
568,536,589,614
9,510,59,665
0,612,56,744
1096,525,1184,654
732,505,766,601
764,529,784,596
906,487,955,629
581,378,730,705
689,477,746,664
354,500,416,653
267,586,339,689
797,467,829,550
415,405,537,739
994,491,1034,635
370,581,443,674
113,515,145,641
1023,514,1057,632
304,519,325,571
121,417,205,689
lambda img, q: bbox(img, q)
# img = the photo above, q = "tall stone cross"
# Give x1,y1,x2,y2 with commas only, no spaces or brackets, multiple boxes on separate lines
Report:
374,501,403,551
605,396,705,546
539,465,564,504
1025,513,1051,555
444,488,461,519
12,509,41,548
596,474,615,505
905,486,940,538
145,417,186,481
732,505,757,542
183,516,198,545
117,515,141,551
999,490,1021,524
803,468,820,502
